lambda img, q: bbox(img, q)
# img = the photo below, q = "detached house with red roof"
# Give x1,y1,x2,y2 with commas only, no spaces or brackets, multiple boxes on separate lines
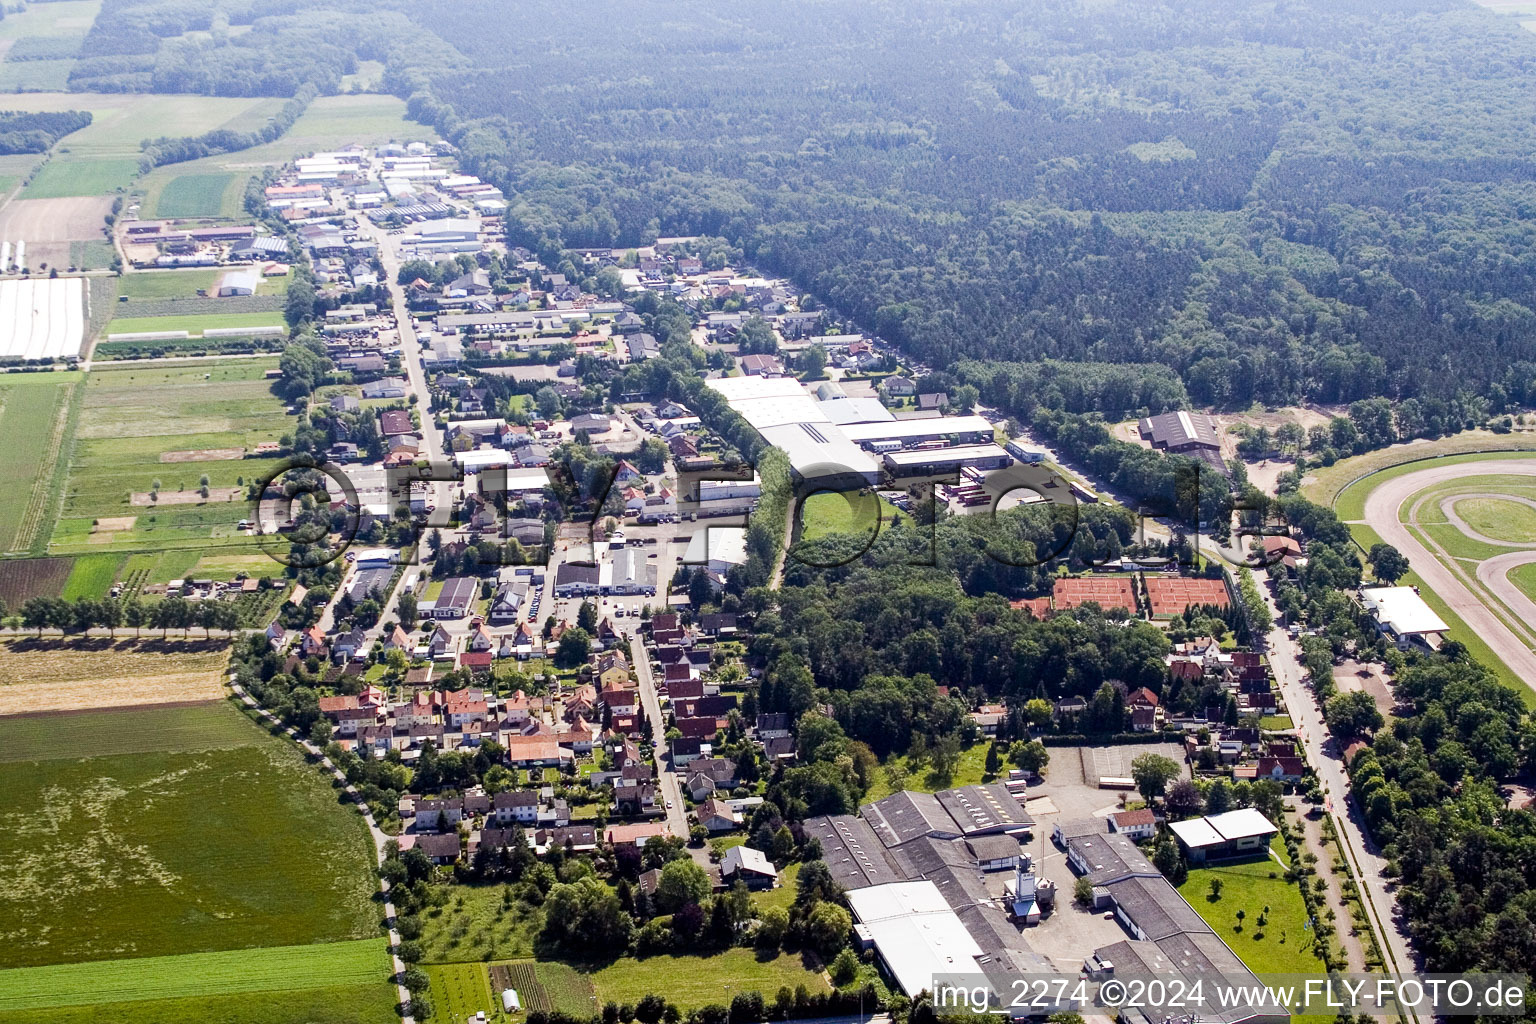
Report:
1128,687,1163,732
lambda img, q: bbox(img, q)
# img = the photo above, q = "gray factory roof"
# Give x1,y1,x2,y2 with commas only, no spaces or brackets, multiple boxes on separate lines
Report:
802,814,904,890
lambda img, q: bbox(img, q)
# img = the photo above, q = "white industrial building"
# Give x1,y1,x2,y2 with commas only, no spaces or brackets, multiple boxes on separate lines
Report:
217,267,261,296
1167,808,1278,863
840,415,996,449
1360,585,1448,649
845,881,986,998
682,526,749,577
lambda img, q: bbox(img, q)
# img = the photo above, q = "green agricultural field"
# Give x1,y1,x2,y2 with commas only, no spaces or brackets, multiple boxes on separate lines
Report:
50,358,292,557
116,270,221,300
123,95,434,188
0,938,391,1013
59,551,123,599
0,59,73,91
0,982,400,1024
154,172,237,218
0,91,280,197
0,700,255,764
20,157,139,198
498,960,597,1016
0,372,81,556
0,703,379,969
1177,843,1331,978
0,153,40,195
67,238,114,270
590,948,829,1009
427,962,502,1023
0,1,100,41
105,311,287,336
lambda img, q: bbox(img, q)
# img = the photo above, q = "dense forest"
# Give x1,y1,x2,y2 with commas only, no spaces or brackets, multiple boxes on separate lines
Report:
376,0,1536,409
69,0,1536,409
0,109,90,154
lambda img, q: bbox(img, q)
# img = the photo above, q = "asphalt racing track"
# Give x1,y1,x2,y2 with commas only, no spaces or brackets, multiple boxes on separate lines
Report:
1359,458,1536,699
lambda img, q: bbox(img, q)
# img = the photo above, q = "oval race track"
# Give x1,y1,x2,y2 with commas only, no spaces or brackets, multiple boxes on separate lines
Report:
1358,458,1536,699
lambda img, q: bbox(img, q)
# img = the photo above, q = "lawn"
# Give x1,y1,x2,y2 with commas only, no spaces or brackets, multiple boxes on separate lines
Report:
1176,843,1329,978
50,358,292,558
1447,495,1536,543
0,938,391,1012
0,703,379,968
860,740,997,802
154,172,237,218
106,311,287,336
752,861,801,914
1509,561,1536,604
589,948,829,1009
0,371,80,555
795,489,904,544
59,550,124,599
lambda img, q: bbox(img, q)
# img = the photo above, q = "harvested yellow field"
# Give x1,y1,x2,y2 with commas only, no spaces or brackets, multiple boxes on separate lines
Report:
0,638,230,715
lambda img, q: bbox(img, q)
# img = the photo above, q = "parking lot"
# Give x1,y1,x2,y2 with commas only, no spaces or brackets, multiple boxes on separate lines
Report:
1006,752,1154,968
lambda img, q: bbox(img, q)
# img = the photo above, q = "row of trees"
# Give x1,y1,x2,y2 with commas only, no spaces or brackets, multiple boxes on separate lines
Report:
17,595,242,636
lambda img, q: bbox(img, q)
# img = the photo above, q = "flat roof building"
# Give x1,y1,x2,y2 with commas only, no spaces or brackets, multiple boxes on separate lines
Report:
1167,808,1278,863
1360,586,1448,647
883,443,1013,477
840,415,995,449
845,881,988,998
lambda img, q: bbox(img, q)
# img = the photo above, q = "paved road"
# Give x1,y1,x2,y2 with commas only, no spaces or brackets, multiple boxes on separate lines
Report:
231,679,415,1022
1359,458,1536,698
1256,569,1422,987
630,632,689,839
362,218,456,638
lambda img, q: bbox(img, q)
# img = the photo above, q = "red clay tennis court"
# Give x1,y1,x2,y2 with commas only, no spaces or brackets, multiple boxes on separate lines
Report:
1145,576,1230,616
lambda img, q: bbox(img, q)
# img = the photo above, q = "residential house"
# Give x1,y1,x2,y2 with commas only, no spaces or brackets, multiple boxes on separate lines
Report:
720,845,778,889
1128,687,1163,732
1109,809,1158,842
405,832,461,864
696,798,739,833
596,651,630,688
413,797,464,831
491,790,538,826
